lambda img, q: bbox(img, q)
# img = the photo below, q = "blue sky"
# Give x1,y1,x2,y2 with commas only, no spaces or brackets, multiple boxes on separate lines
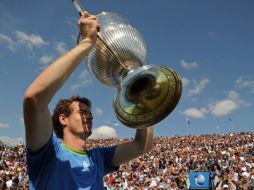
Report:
0,0,254,143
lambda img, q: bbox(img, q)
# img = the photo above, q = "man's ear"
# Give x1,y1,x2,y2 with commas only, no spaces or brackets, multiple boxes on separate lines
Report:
59,114,68,126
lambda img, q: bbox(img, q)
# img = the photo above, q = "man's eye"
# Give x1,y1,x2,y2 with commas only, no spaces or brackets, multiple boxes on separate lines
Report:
80,111,90,115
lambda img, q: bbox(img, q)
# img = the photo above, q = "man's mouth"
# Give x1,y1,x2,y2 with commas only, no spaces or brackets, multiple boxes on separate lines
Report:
82,123,93,138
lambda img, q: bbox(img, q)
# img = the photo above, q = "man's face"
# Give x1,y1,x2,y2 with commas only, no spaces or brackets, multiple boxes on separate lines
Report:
67,101,93,139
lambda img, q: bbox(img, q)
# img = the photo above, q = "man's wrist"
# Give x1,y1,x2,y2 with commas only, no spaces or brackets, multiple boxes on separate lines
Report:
78,38,95,51
79,38,94,49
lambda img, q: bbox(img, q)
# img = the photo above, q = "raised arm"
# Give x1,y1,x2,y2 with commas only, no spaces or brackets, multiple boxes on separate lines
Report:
112,127,153,166
23,12,99,153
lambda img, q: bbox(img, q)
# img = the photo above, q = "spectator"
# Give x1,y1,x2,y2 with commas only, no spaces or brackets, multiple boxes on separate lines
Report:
0,131,254,189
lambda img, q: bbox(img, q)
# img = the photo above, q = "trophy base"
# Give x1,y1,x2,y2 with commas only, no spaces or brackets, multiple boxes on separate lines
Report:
113,65,182,128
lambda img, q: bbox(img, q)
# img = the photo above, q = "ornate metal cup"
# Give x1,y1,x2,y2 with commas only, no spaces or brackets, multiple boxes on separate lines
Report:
73,2,182,128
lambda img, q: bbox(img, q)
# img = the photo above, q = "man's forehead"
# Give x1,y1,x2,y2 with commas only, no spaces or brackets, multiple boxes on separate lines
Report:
72,101,90,111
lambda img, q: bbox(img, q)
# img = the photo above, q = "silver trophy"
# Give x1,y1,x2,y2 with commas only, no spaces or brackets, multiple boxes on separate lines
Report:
72,0,182,128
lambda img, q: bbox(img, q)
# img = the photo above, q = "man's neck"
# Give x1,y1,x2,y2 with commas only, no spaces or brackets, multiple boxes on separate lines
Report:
62,135,87,153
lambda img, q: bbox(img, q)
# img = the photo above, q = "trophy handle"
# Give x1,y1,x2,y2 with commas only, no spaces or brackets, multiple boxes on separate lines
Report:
72,0,85,16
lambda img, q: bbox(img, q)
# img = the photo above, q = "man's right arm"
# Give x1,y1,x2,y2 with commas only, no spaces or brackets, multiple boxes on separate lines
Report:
23,12,99,153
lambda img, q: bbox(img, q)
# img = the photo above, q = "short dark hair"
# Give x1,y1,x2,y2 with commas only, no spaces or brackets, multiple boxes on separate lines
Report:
52,96,91,139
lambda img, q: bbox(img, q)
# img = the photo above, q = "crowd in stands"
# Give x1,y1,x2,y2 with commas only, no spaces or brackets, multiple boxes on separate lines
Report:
0,142,28,189
0,131,253,189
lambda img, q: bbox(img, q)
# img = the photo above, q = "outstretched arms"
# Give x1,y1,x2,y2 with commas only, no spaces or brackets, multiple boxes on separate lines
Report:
112,127,153,166
23,12,99,153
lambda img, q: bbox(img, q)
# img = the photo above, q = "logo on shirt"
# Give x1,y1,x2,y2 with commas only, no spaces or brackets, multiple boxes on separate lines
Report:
82,161,89,168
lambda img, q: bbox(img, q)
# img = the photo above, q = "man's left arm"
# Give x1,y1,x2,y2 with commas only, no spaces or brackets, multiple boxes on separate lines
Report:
111,127,153,166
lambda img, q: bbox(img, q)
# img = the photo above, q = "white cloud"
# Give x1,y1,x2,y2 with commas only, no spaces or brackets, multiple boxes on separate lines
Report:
0,31,48,51
209,90,249,117
185,90,249,119
187,78,209,96
235,76,254,94
228,90,238,100
0,136,24,146
183,107,207,118
95,108,103,115
89,125,118,139
0,33,16,51
180,59,198,70
0,123,9,128
227,90,250,107
181,77,190,88
55,42,67,54
209,99,238,117
70,70,93,91
15,31,48,49
39,55,54,69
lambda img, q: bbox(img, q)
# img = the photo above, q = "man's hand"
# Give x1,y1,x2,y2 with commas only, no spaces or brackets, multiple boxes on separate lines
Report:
78,11,100,46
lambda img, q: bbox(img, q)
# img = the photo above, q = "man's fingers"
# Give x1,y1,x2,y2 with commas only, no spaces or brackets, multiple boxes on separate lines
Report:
78,12,97,26
81,11,96,20
79,19,98,26
96,23,100,32
82,11,90,18
87,15,97,20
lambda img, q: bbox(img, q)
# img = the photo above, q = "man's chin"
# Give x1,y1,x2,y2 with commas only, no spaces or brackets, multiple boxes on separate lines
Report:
87,131,92,137
82,125,92,138
84,131,92,139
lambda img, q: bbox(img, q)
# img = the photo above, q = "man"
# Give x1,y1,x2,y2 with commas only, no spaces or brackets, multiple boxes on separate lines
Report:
23,12,153,189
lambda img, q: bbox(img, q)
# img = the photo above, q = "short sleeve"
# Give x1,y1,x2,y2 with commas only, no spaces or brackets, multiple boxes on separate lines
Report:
88,145,119,175
26,134,59,181
101,146,119,174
